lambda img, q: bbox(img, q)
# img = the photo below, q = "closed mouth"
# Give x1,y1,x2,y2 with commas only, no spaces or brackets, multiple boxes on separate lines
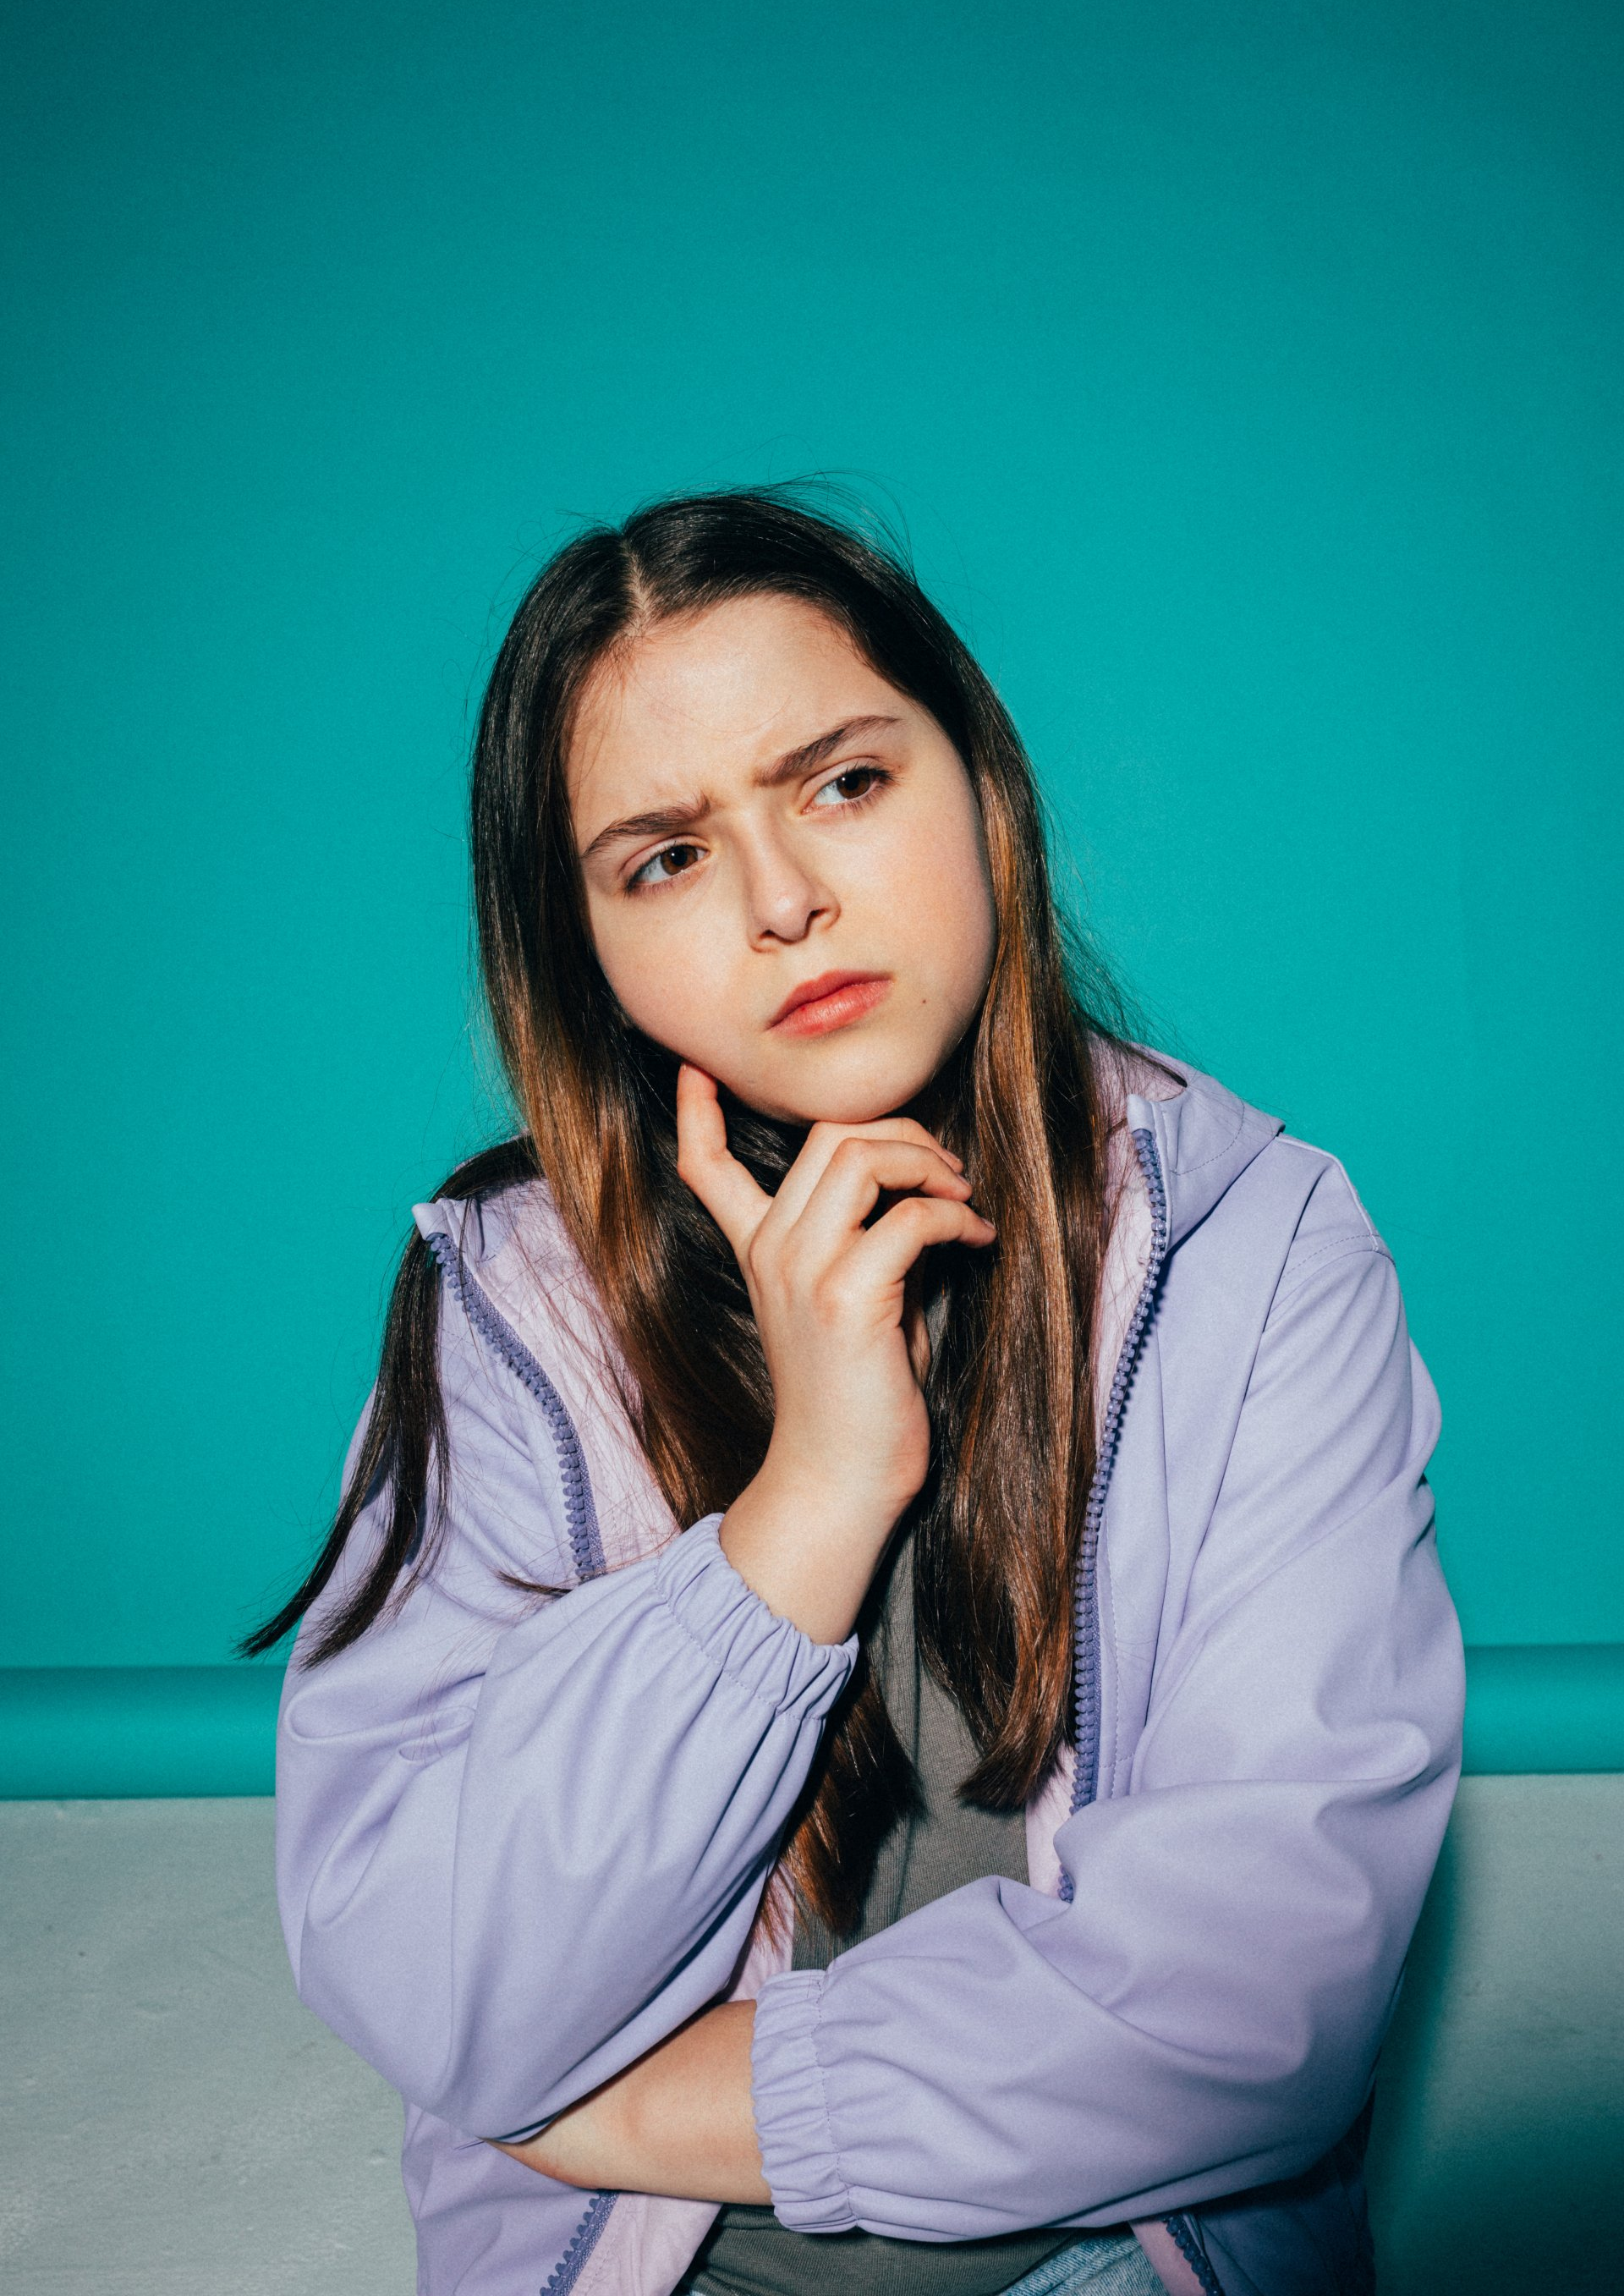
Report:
768,971,892,1035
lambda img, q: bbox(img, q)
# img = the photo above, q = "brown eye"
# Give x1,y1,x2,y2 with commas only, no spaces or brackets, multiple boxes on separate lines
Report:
811,764,888,808
629,841,704,891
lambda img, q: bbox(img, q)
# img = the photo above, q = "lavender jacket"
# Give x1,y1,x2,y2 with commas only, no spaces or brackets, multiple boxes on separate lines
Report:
274,1055,1464,2296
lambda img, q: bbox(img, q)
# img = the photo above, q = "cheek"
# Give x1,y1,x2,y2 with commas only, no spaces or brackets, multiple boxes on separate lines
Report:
882,801,996,1005
588,898,739,1061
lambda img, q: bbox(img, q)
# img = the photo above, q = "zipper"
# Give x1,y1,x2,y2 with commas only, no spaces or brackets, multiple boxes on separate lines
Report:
1165,2211,1226,2296
1061,1123,1171,1870
425,1226,620,2283
425,1228,606,1582
539,2188,618,2296
1050,1133,1226,2293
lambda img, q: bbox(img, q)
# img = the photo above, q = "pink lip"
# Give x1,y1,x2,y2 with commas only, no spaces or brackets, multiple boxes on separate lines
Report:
769,970,892,1036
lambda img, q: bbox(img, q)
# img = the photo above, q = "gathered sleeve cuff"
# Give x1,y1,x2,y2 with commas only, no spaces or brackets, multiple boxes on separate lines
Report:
750,1969,856,2233
656,1515,856,1721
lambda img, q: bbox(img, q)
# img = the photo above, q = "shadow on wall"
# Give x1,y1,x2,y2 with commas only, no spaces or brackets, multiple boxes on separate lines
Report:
1368,1775,1624,2293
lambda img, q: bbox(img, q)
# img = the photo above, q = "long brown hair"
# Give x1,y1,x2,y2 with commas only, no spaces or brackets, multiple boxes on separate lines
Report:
245,487,1129,1931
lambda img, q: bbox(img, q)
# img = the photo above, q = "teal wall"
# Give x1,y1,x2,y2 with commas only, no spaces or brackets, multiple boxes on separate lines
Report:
3,1,1621,1667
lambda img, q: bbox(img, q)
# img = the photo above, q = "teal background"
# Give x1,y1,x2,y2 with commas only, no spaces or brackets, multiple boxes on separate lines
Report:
3,0,1621,1668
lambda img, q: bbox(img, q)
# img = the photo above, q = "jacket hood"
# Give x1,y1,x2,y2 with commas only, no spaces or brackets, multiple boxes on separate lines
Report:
1126,1055,1282,1249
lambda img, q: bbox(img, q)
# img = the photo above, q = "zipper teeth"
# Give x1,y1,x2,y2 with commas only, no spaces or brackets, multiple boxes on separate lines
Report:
1166,2210,1227,2296
425,1228,606,1583
427,1223,622,2288
1068,1142,1224,2293
539,2188,617,2296
1061,1124,1170,1895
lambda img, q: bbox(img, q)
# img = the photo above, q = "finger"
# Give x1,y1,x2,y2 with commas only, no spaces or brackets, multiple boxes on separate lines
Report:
839,1195,997,1303
674,1063,773,1256
780,1140,978,1267
771,1117,964,1229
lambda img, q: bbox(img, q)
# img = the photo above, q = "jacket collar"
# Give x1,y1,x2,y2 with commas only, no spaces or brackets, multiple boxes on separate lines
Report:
1126,1055,1282,1249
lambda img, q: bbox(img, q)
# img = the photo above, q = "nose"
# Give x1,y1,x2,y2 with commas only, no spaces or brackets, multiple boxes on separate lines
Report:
737,819,837,947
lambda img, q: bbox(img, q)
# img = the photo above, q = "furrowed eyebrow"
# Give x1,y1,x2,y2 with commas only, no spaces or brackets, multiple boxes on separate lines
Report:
759,713,901,789
579,715,902,862
579,794,708,863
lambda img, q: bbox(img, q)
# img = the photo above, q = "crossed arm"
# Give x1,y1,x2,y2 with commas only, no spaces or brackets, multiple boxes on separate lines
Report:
494,2000,770,2203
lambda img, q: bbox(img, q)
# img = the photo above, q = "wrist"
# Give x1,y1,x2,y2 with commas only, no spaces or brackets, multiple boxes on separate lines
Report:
720,1464,898,1645
750,1439,915,1551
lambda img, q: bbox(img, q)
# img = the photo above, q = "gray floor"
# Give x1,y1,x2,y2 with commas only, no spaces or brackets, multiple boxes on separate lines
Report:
1,1797,413,2295
2,1778,1619,2295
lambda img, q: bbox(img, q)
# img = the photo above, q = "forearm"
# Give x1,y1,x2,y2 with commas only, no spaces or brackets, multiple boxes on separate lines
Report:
497,2002,769,2204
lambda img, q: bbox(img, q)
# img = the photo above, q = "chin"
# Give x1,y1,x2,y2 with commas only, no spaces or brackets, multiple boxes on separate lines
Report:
737,1043,945,1128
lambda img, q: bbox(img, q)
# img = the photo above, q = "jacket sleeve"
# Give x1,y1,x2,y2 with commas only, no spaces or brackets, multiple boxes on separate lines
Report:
749,1192,1464,2238
274,1269,853,2141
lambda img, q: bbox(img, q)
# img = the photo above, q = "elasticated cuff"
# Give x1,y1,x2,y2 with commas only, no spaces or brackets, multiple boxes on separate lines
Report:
750,1968,856,2232
656,1515,857,1721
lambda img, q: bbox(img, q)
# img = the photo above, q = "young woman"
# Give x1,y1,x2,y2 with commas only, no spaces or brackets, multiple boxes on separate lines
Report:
255,489,1464,2296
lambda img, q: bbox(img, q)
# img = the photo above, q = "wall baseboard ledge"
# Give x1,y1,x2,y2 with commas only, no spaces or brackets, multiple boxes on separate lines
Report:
0,1645,1620,1799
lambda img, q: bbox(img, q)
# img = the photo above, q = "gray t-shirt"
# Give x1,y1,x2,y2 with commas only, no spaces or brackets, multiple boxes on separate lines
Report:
680,1531,1124,2296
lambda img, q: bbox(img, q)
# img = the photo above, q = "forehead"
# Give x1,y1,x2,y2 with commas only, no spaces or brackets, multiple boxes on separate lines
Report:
567,594,907,808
